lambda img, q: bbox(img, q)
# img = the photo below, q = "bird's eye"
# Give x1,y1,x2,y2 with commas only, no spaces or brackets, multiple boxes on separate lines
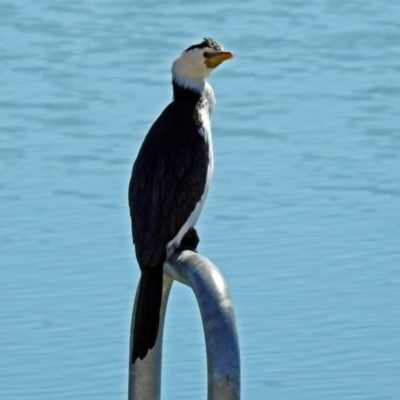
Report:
203,52,210,58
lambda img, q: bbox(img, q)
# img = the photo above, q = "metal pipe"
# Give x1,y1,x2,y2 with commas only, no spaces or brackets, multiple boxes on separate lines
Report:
128,250,240,400
128,274,173,399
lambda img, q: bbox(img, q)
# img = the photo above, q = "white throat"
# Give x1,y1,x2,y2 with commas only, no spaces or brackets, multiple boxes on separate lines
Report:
172,73,206,94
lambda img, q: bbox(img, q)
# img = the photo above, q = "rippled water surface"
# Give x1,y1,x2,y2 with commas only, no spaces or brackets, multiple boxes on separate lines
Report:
1,1,400,399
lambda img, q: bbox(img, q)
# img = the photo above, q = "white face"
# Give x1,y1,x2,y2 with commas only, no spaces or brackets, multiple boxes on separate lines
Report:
171,47,221,82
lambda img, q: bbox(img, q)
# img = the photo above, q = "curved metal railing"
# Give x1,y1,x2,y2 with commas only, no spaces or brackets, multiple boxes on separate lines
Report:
128,250,241,400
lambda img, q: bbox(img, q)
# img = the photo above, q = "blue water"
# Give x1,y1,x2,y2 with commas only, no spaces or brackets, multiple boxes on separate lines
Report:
1,1,400,399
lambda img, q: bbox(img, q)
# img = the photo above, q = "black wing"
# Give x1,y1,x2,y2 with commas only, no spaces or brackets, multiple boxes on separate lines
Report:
128,102,209,271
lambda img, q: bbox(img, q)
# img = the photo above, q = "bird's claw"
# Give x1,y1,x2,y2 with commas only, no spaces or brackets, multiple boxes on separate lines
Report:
178,227,200,253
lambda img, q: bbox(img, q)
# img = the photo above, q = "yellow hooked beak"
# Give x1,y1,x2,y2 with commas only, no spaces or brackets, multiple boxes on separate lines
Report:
205,51,234,68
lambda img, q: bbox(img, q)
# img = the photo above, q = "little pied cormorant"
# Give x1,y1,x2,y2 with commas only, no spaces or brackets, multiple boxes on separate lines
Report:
128,38,233,363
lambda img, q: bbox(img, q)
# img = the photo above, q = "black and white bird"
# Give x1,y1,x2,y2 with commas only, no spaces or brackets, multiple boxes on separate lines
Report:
128,38,233,363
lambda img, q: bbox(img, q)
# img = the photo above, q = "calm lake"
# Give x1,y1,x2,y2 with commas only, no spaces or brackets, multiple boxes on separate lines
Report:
1,1,400,399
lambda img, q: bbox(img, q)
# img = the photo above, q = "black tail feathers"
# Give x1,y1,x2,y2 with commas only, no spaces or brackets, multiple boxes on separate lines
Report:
131,264,164,363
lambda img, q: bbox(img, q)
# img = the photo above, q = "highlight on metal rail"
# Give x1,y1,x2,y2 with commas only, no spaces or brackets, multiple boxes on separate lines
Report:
128,250,241,400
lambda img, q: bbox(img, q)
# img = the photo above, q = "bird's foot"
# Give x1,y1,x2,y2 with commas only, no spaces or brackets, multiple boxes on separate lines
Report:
178,228,200,253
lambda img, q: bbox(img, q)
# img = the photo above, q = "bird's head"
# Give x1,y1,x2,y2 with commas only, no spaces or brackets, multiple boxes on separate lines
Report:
172,38,233,91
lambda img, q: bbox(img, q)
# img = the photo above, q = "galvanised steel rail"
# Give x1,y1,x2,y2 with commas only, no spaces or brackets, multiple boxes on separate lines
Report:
128,250,241,400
